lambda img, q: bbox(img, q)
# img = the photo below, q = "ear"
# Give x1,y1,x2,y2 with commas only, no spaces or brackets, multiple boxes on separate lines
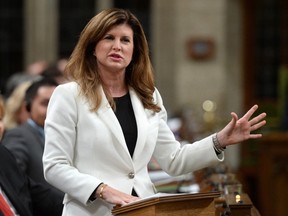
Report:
25,100,31,112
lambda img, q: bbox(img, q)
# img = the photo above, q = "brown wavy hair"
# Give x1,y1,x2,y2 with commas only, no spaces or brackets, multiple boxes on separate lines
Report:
65,8,161,113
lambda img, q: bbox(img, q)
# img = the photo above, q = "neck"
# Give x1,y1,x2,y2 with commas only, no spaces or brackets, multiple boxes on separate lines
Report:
100,73,128,97
107,83,128,97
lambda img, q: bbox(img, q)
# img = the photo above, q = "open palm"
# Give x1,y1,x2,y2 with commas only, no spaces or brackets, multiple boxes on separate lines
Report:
217,105,267,147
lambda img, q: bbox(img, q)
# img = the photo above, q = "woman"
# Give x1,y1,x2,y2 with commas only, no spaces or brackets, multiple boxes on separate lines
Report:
3,81,32,130
43,8,266,216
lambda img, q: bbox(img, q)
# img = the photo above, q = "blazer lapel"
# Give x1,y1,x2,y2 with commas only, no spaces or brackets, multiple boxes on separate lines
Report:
129,89,149,160
96,87,129,155
96,87,151,160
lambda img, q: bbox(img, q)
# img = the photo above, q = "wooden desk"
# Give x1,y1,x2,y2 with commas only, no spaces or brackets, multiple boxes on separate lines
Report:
225,193,252,216
112,192,220,216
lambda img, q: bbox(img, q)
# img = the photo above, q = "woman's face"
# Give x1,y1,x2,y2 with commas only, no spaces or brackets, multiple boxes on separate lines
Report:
94,23,134,74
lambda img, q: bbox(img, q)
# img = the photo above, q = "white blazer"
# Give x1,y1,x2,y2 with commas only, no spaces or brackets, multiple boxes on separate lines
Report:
43,82,223,216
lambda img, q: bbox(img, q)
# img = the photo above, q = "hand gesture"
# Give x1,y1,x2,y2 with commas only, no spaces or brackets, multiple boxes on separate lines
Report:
217,105,266,148
99,185,140,206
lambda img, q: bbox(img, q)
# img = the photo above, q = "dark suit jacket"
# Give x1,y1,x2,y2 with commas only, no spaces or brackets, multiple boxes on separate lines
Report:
1,121,64,215
0,144,63,216
2,122,46,184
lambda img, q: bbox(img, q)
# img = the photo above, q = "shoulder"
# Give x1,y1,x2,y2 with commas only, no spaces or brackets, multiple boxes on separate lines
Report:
2,123,38,147
0,145,21,172
152,87,164,106
47,82,83,121
152,87,168,121
0,144,15,162
50,81,81,104
3,122,29,137
54,81,79,94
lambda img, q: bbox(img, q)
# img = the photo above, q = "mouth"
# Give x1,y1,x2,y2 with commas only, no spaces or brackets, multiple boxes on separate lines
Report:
109,53,122,60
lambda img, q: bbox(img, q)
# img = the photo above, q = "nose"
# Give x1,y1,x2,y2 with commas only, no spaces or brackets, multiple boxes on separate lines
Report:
112,39,121,51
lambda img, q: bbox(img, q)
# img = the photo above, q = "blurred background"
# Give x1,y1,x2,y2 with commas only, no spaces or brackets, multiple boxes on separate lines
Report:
0,0,287,215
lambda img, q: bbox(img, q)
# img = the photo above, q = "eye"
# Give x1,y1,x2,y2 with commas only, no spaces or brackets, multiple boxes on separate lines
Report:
121,37,131,43
103,35,114,40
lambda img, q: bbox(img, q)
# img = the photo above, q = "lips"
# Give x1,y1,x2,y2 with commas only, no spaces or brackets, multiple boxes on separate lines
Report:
109,53,122,59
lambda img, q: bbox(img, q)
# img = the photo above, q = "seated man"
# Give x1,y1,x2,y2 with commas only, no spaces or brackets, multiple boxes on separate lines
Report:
0,144,63,216
1,78,64,215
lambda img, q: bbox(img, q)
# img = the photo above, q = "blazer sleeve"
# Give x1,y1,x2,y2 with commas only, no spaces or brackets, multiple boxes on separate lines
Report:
42,83,101,205
152,88,224,176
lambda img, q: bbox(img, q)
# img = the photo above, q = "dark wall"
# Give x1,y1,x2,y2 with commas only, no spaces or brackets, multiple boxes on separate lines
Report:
0,0,151,96
0,0,24,95
58,0,95,58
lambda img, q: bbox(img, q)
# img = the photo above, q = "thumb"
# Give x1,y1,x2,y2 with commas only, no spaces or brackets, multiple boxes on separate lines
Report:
230,112,238,123
225,112,238,135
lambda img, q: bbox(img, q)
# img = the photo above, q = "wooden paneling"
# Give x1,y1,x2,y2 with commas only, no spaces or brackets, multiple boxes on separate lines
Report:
258,133,288,216
241,1,288,215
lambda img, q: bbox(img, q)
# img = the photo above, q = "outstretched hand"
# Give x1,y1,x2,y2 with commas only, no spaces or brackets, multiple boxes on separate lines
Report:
217,105,266,148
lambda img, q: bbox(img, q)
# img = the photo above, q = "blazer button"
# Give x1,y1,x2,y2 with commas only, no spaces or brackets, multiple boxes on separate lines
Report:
128,172,135,179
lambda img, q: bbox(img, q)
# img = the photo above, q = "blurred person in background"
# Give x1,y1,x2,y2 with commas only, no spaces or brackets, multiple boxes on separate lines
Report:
1,78,64,215
4,72,39,99
25,60,48,76
0,94,63,216
3,81,32,130
41,61,69,85
3,59,66,99
56,57,68,73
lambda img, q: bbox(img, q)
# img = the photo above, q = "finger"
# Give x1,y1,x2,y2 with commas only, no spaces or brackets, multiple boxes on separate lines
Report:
242,104,259,120
249,112,267,126
123,195,138,203
225,113,238,135
250,120,266,131
121,201,128,206
132,197,140,202
231,112,238,120
120,197,131,205
249,133,263,139
229,112,238,126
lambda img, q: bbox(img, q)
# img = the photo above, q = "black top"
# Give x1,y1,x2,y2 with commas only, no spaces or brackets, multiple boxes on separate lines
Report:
114,93,138,157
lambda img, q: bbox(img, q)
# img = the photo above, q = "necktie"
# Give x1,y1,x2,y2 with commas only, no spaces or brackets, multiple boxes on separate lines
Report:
0,193,14,216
